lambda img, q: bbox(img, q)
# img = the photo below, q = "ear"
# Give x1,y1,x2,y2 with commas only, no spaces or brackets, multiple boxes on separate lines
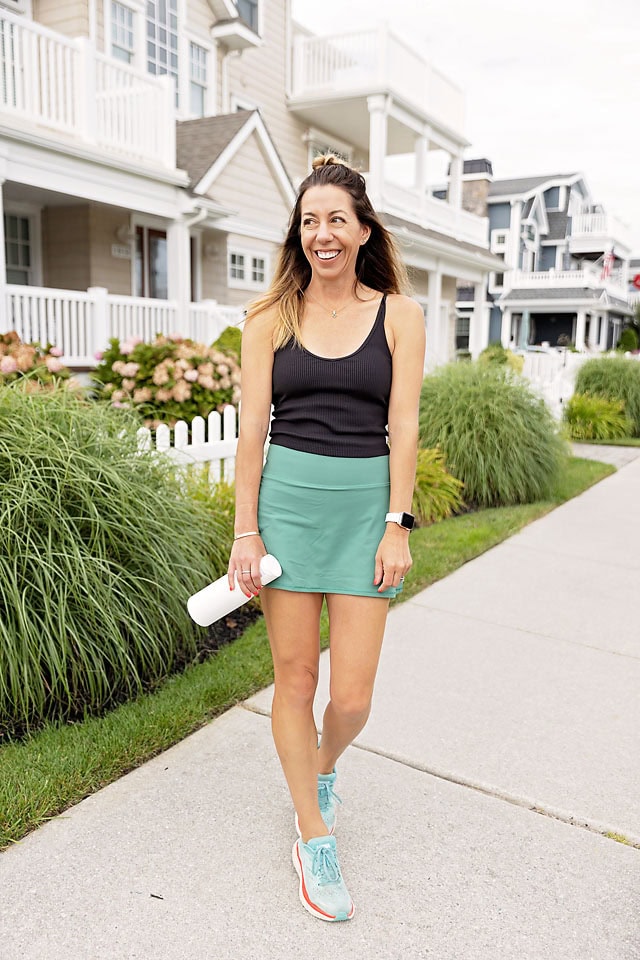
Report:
360,225,371,245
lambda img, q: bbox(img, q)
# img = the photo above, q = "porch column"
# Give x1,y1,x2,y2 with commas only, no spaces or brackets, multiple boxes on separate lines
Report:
449,154,463,209
167,217,191,335
575,308,587,351
468,281,489,358
425,266,443,372
500,307,512,348
414,125,431,216
598,312,609,351
367,94,388,209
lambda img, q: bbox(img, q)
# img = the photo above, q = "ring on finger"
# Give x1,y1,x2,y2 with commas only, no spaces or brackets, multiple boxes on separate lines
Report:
241,569,251,574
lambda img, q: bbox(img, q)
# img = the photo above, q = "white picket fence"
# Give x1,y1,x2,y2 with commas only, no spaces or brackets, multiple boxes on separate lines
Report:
137,405,240,483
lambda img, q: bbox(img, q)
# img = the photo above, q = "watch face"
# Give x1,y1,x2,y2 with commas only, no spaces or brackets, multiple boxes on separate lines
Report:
400,512,415,530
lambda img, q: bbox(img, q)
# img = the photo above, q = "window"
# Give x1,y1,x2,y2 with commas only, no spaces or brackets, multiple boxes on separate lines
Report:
146,0,178,94
236,0,258,33
228,249,269,289
4,213,32,285
111,2,135,64
189,41,207,117
490,229,508,254
135,226,167,299
455,315,470,351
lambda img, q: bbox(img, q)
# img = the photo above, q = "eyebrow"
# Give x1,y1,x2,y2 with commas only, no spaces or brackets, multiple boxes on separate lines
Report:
301,209,349,218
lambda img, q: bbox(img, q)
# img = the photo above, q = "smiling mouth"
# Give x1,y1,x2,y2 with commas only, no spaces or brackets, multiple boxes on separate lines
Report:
314,250,341,261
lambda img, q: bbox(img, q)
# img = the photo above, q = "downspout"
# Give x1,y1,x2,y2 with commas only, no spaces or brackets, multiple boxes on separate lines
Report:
221,49,241,113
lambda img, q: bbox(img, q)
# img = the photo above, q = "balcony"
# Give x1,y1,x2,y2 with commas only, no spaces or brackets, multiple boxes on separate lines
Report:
290,25,465,153
509,266,629,300
0,7,176,171
570,213,632,256
373,178,488,247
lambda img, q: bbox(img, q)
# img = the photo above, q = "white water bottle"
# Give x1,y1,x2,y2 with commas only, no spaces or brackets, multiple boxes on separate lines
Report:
187,554,282,627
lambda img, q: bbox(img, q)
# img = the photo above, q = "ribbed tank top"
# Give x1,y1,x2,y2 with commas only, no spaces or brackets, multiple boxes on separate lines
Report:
269,294,391,458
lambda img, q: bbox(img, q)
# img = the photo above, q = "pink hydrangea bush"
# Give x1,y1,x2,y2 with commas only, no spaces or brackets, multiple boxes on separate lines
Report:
92,334,242,427
0,331,73,388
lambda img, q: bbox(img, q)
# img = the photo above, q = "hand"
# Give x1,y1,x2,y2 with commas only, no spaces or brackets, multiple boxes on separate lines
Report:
228,534,267,598
373,526,412,593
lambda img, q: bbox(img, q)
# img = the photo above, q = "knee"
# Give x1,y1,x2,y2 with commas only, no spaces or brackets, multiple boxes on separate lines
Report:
274,662,318,710
329,687,372,721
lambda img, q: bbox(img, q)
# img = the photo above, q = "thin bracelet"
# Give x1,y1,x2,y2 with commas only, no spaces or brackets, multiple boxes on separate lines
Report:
233,530,260,541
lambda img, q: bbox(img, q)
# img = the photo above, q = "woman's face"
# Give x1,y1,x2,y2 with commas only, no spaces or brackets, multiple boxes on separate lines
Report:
299,185,370,282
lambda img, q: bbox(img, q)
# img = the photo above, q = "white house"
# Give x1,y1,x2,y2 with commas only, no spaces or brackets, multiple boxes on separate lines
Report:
0,0,502,369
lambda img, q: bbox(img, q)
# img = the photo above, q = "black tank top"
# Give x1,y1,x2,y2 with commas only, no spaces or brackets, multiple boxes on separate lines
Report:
269,294,392,458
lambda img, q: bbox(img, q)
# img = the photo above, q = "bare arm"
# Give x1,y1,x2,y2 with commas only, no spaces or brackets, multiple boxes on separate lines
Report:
374,296,426,592
228,308,275,597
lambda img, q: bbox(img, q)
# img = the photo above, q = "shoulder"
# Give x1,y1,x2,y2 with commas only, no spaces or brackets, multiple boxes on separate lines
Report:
384,295,425,349
242,304,279,349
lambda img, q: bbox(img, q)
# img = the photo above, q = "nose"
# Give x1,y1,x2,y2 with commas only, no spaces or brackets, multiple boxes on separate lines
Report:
316,219,334,242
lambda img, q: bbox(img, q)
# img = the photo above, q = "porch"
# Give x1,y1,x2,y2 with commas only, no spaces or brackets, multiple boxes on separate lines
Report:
4,284,244,367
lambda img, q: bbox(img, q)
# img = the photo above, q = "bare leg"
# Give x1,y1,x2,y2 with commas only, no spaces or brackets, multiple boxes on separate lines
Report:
318,595,389,775
260,586,327,842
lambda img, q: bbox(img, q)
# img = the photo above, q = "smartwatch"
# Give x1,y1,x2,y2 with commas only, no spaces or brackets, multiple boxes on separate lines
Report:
385,511,415,531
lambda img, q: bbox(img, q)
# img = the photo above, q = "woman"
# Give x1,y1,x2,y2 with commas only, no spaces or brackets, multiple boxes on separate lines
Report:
228,155,425,921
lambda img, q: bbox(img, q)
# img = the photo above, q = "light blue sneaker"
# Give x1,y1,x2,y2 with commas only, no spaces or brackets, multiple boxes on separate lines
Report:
292,835,354,921
295,769,342,837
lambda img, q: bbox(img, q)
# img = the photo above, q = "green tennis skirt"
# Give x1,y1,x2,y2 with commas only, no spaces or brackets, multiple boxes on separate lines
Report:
257,444,402,599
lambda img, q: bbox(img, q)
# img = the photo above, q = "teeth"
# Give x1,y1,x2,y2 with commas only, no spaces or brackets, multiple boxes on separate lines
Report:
316,251,339,260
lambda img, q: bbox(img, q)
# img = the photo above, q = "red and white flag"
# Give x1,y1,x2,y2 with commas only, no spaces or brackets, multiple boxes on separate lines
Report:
600,248,615,281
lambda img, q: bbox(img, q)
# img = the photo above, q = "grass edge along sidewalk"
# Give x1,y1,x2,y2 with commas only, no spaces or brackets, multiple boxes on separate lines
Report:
0,457,613,851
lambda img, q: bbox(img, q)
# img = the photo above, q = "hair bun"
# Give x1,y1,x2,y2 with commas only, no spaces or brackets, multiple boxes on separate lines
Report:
311,153,348,172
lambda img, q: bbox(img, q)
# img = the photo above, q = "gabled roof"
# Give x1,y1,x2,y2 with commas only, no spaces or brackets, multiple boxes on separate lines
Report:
176,110,296,208
546,212,570,241
489,174,579,198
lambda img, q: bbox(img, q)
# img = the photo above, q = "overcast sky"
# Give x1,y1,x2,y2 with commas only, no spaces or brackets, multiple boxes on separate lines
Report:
292,0,640,254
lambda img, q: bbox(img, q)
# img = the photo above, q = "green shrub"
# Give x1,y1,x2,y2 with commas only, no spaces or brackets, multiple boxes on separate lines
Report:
574,356,640,435
412,447,465,525
91,334,241,428
564,392,632,441
419,363,567,507
213,325,242,364
616,327,639,353
0,385,228,735
478,341,524,374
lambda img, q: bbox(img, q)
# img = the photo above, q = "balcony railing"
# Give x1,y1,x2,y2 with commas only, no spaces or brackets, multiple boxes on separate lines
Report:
291,25,465,132
510,266,628,298
4,285,244,366
0,7,176,169
570,213,632,251
374,178,488,247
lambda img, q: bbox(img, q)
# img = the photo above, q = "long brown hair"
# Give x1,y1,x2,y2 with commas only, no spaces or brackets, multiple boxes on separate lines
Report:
245,155,410,348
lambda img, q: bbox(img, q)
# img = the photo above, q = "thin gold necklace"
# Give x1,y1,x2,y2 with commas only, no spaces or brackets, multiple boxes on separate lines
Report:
304,290,356,320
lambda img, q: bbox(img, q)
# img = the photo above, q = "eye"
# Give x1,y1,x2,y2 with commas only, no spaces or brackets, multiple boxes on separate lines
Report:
302,218,315,228
331,216,345,223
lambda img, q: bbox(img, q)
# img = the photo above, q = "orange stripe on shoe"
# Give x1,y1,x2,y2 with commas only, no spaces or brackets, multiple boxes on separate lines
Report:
295,844,336,920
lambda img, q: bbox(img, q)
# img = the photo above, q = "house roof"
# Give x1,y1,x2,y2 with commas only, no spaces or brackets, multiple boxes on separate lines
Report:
499,287,632,313
546,212,570,241
489,174,579,198
177,111,253,191
382,213,505,268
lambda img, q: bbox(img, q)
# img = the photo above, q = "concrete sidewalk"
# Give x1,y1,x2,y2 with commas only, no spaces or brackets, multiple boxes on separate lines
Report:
1,455,639,960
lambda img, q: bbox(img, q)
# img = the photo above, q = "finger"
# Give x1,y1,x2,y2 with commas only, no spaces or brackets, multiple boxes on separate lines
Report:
373,556,383,586
228,567,235,591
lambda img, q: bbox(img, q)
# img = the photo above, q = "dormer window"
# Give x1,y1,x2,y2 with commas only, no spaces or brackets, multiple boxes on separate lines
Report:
235,0,259,33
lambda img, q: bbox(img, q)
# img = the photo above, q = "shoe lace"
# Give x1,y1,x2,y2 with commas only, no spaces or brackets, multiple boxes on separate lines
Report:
318,781,342,816
311,843,342,886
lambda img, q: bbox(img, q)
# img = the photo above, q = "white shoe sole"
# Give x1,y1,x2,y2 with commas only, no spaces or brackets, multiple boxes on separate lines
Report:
291,841,355,922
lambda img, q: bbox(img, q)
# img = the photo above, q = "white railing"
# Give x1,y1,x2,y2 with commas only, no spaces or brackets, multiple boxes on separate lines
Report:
521,349,589,419
291,25,465,132
510,266,628,297
4,284,244,366
0,7,175,169
379,179,489,247
137,406,239,484
571,213,632,250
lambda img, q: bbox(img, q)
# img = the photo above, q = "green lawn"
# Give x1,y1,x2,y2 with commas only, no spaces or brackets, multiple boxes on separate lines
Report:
573,437,640,447
0,456,614,850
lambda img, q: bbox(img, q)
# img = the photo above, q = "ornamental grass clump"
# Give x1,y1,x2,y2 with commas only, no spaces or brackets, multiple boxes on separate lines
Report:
574,356,640,435
412,447,465,525
0,331,72,387
92,333,242,427
564,393,632,441
0,384,228,736
419,362,567,507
